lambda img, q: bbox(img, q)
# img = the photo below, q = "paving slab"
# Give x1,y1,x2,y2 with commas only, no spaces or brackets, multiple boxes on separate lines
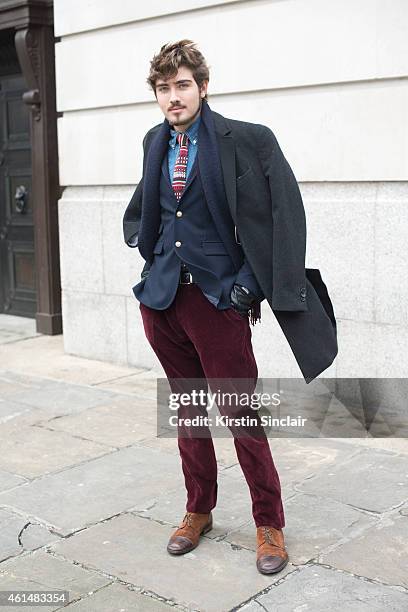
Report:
0,424,113,478
0,509,28,561
221,438,360,498
0,399,33,423
239,564,408,611
274,438,353,486
0,370,58,395
63,581,174,611
93,371,158,399
211,436,242,468
224,492,378,564
0,470,27,494
320,511,408,588
136,432,197,458
0,507,63,561
0,327,37,344
0,549,109,611
0,376,43,398
0,314,38,345
0,446,183,535
333,436,408,455
296,447,408,512
137,430,265,468
0,335,141,386
0,406,84,437
18,522,63,552
134,467,255,540
37,396,157,447
9,380,119,416
49,513,295,612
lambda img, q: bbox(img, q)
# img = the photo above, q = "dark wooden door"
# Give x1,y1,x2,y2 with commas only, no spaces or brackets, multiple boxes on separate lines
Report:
0,72,35,317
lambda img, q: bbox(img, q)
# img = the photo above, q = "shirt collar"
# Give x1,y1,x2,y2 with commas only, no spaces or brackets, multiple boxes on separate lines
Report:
169,112,201,149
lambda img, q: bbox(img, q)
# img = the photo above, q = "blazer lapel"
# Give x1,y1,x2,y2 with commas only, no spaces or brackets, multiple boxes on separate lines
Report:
213,114,237,223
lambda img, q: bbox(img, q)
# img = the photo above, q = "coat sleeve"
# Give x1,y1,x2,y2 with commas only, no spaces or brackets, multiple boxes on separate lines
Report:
122,132,149,247
257,125,308,311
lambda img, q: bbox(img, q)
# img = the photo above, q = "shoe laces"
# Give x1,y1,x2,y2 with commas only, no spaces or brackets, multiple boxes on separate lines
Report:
183,512,194,528
261,526,285,551
262,527,275,544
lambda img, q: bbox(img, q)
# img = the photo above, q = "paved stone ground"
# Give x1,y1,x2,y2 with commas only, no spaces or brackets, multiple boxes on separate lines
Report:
0,314,407,611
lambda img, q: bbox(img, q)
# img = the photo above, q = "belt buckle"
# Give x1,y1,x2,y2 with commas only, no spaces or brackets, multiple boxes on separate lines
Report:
180,271,193,285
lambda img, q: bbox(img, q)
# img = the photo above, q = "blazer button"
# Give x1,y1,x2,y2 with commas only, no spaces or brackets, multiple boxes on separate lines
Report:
176,211,183,217
300,287,306,297
175,240,181,247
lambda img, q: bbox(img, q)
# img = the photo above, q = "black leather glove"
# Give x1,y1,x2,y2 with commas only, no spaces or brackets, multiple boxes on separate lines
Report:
230,284,258,316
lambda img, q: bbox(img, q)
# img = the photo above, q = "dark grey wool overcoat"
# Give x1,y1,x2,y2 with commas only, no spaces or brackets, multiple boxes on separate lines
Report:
123,103,338,383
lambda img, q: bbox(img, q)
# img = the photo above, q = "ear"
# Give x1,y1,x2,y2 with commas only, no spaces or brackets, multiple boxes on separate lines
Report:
200,79,209,98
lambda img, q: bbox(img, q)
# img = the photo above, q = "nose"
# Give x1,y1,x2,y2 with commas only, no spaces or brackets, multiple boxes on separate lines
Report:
169,89,181,104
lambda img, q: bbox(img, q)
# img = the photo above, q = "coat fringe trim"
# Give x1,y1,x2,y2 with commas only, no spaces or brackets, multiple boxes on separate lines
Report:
249,300,261,326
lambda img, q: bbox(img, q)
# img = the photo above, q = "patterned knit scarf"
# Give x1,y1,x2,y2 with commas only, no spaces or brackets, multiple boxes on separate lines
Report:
199,99,261,326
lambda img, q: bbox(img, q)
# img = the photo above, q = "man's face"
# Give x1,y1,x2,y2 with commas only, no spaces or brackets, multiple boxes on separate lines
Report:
155,66,208,132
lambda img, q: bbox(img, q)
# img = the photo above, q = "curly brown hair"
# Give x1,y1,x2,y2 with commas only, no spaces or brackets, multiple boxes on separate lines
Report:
147,39,210,100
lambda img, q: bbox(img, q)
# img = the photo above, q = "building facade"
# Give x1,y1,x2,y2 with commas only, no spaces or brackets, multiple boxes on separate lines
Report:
2,0,407,378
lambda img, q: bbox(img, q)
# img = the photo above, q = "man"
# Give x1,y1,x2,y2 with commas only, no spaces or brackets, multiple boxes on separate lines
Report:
123,40,337,575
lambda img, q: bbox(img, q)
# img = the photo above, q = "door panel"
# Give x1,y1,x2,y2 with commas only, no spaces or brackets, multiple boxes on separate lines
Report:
0,72,35,316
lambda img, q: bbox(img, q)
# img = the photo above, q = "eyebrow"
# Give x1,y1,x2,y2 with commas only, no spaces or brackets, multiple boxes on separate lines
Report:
156,79,192,87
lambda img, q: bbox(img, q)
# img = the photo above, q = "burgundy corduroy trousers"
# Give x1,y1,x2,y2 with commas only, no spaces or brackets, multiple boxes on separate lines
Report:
139,282,284,529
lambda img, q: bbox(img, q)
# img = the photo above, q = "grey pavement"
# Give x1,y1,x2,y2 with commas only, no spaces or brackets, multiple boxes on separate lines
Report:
0,314,407,611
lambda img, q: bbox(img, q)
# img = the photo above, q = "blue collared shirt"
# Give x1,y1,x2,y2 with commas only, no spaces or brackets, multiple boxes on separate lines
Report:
168,112,201,181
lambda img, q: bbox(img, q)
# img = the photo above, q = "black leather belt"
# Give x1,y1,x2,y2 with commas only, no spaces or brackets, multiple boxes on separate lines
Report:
180,264,194,284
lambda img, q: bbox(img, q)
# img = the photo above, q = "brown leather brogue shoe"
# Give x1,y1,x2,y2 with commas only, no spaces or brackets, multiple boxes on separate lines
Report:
256,526,289,574
167,511,213,555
